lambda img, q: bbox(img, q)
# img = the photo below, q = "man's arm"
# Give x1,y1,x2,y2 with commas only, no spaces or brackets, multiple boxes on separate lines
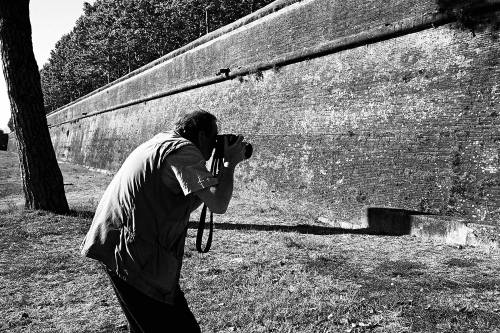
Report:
195,163,236,214
195,136,245,214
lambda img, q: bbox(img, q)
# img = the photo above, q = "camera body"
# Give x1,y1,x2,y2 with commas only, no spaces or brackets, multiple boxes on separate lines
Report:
214,134,253,159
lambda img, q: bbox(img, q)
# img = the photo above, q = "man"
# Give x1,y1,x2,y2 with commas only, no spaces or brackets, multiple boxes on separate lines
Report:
81,110,246,332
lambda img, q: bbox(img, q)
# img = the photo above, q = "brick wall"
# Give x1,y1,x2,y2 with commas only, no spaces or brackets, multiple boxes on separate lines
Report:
44,0,500,225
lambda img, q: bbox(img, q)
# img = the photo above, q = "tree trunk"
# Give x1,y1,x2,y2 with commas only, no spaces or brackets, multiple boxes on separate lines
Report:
0,0,69,213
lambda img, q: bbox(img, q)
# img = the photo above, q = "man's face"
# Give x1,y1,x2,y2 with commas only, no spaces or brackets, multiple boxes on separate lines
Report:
198,121,218,160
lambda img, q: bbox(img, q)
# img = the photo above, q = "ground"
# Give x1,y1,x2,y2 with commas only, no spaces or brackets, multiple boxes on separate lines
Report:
1,150,499,333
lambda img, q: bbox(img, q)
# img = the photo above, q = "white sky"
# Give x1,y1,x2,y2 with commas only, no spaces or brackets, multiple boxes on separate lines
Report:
0,0,95,132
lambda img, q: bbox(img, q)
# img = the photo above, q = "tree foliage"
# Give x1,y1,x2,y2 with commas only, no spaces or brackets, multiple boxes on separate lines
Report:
40,0,275,113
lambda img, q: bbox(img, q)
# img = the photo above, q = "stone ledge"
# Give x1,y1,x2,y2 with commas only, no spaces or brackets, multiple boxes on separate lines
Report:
410,215,499,249
374,211,500,249
322,209,499,249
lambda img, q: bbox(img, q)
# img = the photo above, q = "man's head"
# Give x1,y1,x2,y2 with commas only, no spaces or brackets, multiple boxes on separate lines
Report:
174,110,218,160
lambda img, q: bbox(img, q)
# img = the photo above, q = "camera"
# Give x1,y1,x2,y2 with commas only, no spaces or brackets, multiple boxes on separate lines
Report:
214,134,253,159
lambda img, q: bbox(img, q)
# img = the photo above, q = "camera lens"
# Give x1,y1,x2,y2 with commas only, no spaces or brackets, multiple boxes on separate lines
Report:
214,134,252,159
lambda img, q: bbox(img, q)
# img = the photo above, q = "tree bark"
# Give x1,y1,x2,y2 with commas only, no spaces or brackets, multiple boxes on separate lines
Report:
0,0,69,213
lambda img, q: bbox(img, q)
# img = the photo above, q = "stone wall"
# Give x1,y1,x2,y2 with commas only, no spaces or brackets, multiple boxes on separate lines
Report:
44,0,500,225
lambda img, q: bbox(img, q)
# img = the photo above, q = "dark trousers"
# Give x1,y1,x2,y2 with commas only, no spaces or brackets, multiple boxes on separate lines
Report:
104,268,201,333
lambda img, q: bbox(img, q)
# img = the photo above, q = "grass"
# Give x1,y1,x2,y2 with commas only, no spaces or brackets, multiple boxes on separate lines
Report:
1,150,500,332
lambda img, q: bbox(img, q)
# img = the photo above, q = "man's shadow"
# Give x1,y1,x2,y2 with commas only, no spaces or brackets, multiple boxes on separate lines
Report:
73,207,431,236
188,207,432,236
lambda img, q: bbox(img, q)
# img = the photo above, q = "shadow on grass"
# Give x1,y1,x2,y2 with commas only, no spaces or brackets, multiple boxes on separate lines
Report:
188,207,433,236
188,221,378,236
64,209,379,236
56,207,425,237
66,209,95,219
72,207,422,237
297,255,500,330
69,206,457,239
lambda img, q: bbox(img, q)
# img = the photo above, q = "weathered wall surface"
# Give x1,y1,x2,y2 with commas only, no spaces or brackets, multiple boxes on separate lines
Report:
45,0,500,225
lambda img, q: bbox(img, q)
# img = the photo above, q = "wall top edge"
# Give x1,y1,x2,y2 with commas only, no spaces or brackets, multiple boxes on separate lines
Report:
46,0,500,120
46,0,305,118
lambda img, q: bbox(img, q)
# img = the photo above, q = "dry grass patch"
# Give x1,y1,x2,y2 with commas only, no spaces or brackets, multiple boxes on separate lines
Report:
1,151,500,332
2,205,500,332
180,230,500,333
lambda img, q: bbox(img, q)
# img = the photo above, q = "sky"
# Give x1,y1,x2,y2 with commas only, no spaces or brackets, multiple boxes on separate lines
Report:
0,0,94,133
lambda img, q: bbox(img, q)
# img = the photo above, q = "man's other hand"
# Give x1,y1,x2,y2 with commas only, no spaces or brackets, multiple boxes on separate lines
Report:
223,135,245,167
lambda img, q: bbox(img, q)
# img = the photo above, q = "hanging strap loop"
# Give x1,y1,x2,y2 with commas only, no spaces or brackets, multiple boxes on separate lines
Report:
196,154,220,253
196,204,214,253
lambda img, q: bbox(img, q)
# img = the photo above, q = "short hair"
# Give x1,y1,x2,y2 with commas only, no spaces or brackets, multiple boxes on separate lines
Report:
174,110,217,143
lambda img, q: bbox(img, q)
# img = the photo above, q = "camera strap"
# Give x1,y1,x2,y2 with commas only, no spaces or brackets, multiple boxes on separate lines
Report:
196,155,219,253
196,204,213,253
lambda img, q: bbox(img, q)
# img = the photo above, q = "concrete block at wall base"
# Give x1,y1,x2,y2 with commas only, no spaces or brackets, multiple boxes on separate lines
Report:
410,215,500,249
462,223,500,250
337,207,500,249
410,215,470,245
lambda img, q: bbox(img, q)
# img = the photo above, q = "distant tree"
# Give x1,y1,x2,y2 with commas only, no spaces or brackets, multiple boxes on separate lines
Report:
0,0,69,213
40,0,275,113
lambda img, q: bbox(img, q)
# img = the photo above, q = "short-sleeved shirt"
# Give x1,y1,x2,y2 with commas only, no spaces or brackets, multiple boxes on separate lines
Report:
81,131,217,304
162,144,218,196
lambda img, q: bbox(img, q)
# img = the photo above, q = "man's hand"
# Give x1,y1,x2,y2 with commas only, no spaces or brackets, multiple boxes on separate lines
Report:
223,135,245,167
195,135,246,214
